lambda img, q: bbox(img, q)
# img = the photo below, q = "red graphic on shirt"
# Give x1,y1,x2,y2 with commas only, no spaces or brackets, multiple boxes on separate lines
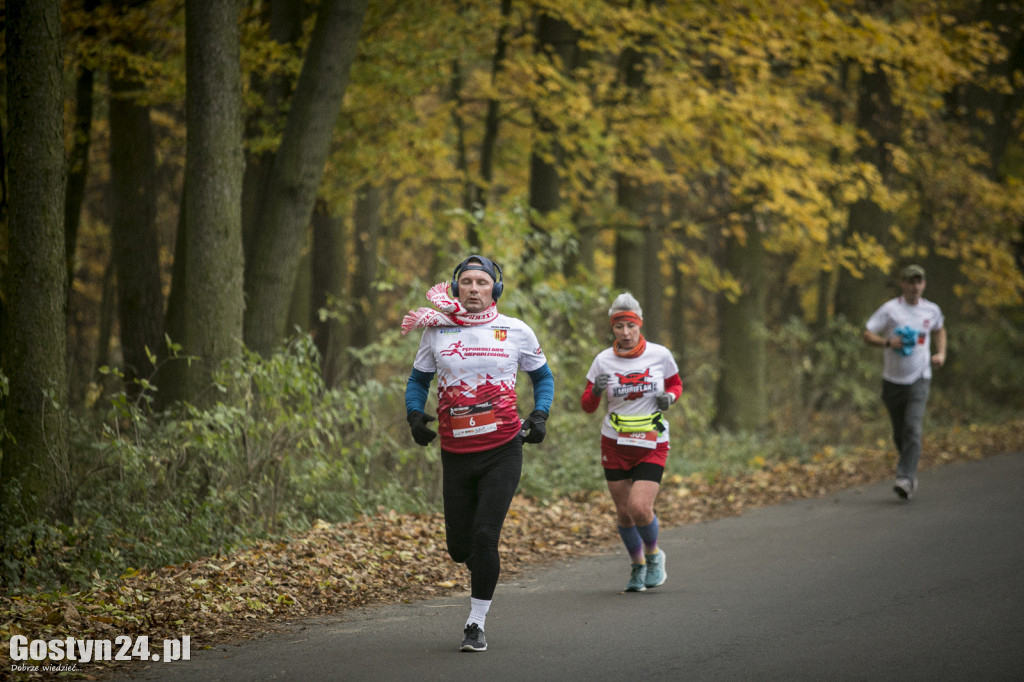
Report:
441,341,466,359
614,368,654,401
616,369,651,386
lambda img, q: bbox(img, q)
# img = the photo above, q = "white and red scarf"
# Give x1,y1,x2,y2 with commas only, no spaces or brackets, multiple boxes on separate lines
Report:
401,281,499,335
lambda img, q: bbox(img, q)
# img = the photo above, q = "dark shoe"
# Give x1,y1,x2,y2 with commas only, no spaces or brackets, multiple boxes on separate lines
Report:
460,623,487,652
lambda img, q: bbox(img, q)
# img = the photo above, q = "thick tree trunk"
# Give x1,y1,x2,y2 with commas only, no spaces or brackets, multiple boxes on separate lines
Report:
243,0,369,356
180,0,245,404
1,0,71,525
713,224,767,432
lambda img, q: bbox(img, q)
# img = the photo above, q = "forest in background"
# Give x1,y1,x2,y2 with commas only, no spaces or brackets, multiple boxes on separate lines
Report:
1,0,1023,590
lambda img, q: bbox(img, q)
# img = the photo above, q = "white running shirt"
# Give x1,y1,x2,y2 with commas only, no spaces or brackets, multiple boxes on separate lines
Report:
413,315,547,453
865,296,944,384
585,343,680,443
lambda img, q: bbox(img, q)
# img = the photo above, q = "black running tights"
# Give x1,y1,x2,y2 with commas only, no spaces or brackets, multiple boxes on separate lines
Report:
441,437,522,601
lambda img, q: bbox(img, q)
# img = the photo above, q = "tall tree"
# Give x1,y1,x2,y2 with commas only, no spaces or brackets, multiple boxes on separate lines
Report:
64,0,100,296
175,0,246,404
450,0,512,251
310,199,346,386
611,5,658,300
527,7,578,263
833,61,902,324
241,0,306,256
1,0,71,525
108,2,165,389
349,183,383,354
712,221,768,431
243,0,369,357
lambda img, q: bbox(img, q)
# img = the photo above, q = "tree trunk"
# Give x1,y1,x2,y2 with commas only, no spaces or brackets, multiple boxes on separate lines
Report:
612,220,646,296
613,5,663,303
833,199,892,324
449,0,511,251
475,0,510,227
159,187,188,407
64,1,96,296
243,0,369,357
109,76,165,389
310,200,346,387
349,183,383,355
957,0,1024,176
286,247,312,337
669,255,688,376
528,10,578,266
642,229,665,343
241,0,306,255
713,223,767,432
834,62,902,324
1,0,71,525
95,262,117,382
179,0,246,404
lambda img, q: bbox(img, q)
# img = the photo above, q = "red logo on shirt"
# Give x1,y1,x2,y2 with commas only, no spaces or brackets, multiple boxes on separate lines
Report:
441,341,466,359
494,329,507,341
616,369,651,386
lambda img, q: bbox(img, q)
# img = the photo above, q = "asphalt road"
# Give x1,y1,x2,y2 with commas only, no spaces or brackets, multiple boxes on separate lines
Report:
118,451,1024,682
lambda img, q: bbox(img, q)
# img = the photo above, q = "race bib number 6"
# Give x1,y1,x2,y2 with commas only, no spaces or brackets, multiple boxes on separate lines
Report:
450,402,498,437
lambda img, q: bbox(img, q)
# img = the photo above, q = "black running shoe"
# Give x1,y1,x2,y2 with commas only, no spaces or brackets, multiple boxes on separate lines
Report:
460,623,487,652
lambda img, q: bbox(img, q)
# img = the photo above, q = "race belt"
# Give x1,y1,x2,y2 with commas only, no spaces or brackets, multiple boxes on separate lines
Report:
609,412,665,434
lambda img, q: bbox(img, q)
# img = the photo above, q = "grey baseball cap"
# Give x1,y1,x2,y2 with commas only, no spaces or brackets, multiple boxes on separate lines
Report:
901,264,925,280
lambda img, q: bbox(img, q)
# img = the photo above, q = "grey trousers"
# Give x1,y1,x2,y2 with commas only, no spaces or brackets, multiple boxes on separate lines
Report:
881,378,931,480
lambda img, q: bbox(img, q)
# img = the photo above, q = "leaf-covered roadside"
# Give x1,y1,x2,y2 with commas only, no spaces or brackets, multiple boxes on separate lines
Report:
2,420,1022,680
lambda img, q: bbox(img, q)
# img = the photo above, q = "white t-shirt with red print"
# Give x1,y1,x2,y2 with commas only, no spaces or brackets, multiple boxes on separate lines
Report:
413,315,547,453
865,296,944,385
584,342,681,444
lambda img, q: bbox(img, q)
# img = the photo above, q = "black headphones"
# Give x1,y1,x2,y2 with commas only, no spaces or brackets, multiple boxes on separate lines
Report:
451,255,504,300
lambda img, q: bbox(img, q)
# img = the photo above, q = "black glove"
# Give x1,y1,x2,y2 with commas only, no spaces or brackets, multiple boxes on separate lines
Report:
407,410,437,446
592,374,610,395
520,409,548,444
655,392,675,411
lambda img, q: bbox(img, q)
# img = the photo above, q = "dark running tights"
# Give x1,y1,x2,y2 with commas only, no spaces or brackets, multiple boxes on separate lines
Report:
441,437,522,601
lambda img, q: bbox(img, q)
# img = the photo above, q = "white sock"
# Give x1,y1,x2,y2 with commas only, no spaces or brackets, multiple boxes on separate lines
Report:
466,597,491,630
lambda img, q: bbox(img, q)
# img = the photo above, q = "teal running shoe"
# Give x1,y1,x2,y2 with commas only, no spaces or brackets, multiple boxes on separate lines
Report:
625,563,647,592
644,549,667,588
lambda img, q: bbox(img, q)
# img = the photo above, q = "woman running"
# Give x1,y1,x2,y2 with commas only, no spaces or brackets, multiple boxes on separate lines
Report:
581,293,682,592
